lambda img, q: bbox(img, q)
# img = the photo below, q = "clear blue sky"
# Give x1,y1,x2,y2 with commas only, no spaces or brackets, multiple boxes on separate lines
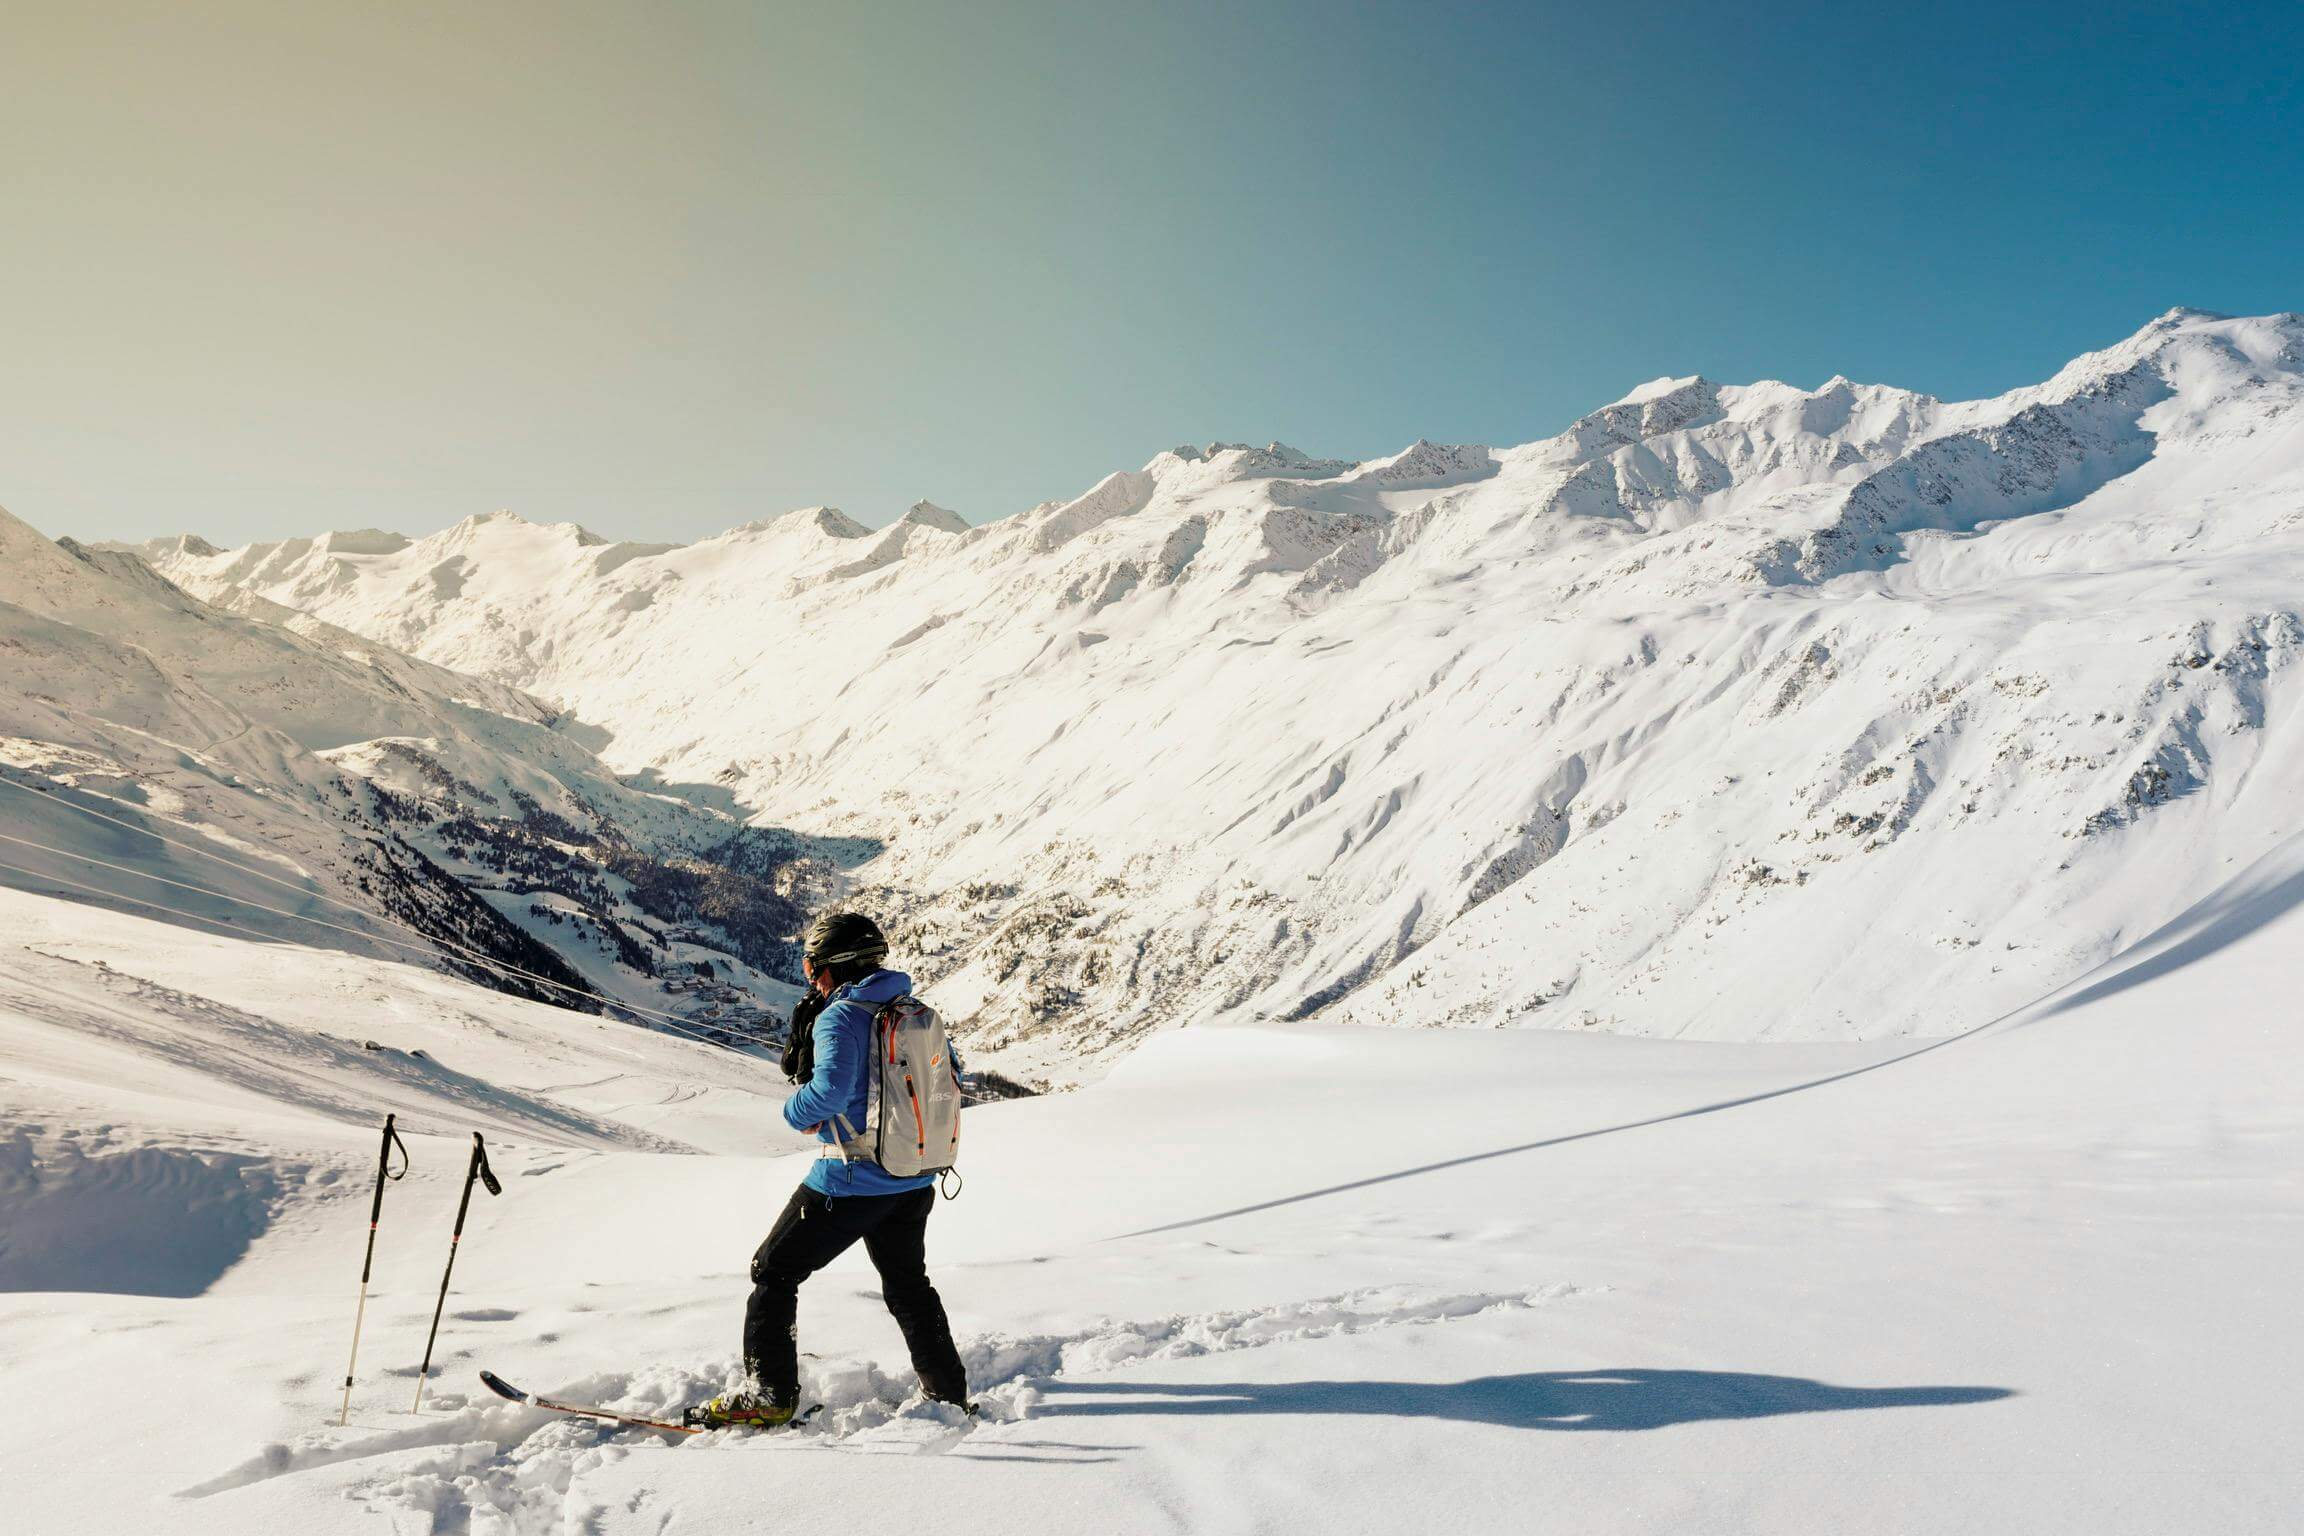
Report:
3,0,2298,544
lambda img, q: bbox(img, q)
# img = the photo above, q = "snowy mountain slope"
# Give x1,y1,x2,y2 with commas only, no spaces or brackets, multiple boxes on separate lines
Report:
0,506,820,1035
2,814,2296,1533
141,310,2304,1078
0,881,806,1308
0,889,789,1168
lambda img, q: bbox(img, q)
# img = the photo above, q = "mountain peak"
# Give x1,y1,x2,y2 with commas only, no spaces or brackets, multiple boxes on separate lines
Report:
1560,375,1726,454
1612,374,1710,407
1360,438,1497,489
901,501,970,534
0,502,72,561
442,509,614,548
731,506,870,541
2147,305,2230,329
315,528,410,558
1154,441,1358,481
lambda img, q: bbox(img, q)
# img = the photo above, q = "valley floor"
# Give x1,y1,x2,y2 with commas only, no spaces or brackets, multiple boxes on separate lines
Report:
2,850,2298,1534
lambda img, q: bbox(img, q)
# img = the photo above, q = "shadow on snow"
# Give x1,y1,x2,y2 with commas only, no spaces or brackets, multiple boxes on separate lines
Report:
1035,1368,2014,1432
2023,832,2304,1022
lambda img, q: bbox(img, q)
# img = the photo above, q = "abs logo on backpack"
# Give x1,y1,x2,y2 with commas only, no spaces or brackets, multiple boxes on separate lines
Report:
865,996,962,1178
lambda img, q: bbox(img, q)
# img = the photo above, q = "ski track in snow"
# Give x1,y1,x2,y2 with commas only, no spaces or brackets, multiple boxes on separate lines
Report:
181,1285,1590,1531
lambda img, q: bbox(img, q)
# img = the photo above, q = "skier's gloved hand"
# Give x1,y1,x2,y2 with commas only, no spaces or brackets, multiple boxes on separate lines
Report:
781,990,826,1084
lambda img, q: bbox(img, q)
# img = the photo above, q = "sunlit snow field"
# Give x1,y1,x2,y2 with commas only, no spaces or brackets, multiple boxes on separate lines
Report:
3,840,2297,1533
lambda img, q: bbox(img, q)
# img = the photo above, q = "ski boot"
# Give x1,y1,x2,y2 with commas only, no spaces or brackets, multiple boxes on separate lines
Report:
683,1389,798,1430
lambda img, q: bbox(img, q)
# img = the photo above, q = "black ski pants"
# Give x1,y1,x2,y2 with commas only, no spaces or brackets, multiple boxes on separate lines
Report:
744,1183,968,1407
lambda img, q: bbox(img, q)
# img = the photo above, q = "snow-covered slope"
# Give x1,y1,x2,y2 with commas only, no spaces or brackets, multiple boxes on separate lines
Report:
142,309,2304,1079
3,812,2296,1533
0,507,818,1037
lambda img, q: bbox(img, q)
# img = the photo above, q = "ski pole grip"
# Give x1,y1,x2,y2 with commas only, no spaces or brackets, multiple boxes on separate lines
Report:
473,1132,501,1197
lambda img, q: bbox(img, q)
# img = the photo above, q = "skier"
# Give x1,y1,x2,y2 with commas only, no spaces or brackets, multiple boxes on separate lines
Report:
687,911,970,1427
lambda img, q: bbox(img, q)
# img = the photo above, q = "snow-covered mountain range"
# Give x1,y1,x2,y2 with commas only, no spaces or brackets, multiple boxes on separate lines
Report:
53,307,2304,1079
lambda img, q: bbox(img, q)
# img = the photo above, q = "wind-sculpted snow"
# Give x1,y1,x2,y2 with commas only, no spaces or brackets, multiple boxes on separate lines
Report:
0,1129,286,1295
127,309,2304,1081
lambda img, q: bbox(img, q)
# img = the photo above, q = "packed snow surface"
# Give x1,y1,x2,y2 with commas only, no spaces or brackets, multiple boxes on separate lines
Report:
1,833,2297,1531
138,310,2304,1078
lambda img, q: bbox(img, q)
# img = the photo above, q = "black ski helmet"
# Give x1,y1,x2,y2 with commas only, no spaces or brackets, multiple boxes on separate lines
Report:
802,910,888,971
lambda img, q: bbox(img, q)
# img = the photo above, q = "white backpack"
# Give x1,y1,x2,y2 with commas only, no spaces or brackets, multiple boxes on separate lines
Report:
831,994,963,1179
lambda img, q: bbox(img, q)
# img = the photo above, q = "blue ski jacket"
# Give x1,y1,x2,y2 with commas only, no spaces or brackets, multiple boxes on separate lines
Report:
783,968,936,1198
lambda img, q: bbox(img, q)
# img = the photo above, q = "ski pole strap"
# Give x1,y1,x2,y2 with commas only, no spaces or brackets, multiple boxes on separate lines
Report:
472,1132,501,1197
382,1115,411,1181
367,1113,410,1227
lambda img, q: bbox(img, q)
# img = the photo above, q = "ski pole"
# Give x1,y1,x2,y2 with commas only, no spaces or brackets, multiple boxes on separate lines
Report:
339,1113,411,1426
411,1131,501,1413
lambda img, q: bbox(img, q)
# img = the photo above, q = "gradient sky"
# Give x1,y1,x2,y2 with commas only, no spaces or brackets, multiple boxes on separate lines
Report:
4,0,2299,546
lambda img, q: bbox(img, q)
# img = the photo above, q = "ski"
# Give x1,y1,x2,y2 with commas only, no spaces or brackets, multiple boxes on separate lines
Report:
478,1369,822,1435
